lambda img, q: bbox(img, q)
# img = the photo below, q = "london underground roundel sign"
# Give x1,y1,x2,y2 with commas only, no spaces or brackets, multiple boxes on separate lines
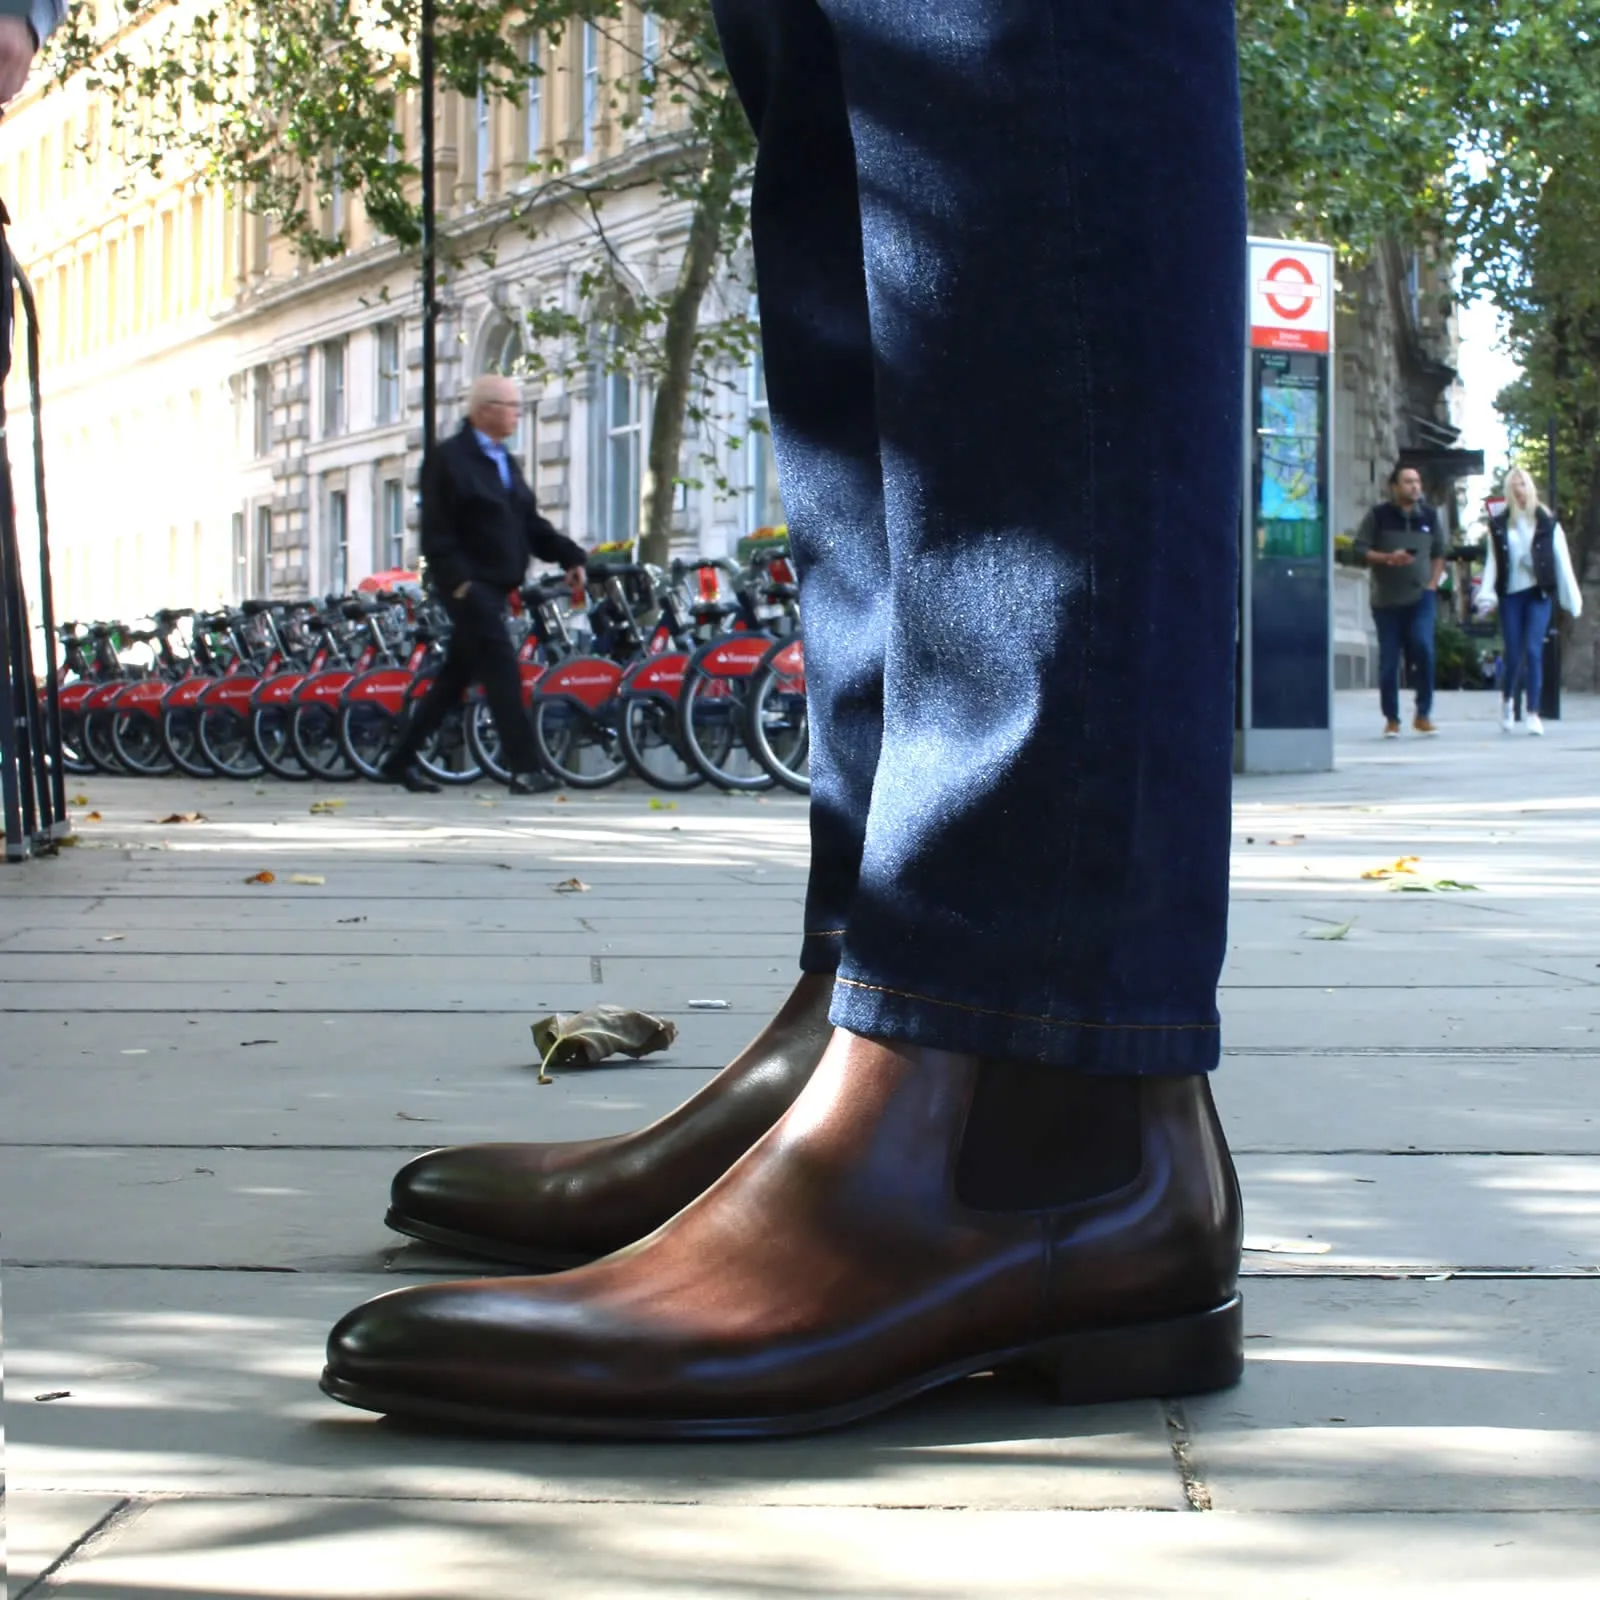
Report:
1249,241,1332,352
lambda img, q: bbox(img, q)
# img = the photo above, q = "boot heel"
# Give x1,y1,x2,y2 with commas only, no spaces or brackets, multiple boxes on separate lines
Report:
1006,1295,1243,1405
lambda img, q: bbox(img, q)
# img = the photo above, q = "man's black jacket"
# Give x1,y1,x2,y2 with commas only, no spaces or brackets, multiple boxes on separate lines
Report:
421,421,586,593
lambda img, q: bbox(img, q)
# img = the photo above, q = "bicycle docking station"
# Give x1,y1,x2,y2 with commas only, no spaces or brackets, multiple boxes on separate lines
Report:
0,194,69,861
1236,237,1336,776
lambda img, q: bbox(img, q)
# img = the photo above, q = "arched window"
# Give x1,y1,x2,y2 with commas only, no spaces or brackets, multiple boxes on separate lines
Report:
480,319,533,465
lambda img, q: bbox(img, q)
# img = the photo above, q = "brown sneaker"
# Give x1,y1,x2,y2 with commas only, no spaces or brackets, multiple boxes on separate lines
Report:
1383,720,1401,738
1413,715,1438,736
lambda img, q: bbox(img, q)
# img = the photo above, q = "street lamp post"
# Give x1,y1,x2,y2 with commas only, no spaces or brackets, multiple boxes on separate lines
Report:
419,0,437,476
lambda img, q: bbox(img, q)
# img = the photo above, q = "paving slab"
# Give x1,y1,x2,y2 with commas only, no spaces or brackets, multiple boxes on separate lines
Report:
5,1144,1596,1272
1187,1277,1600,1512
0,1270,1181,1510
19,1502,1600,1599
5,1492,127,1596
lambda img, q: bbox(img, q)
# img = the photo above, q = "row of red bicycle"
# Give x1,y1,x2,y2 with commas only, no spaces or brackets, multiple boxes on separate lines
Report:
52,553,808,794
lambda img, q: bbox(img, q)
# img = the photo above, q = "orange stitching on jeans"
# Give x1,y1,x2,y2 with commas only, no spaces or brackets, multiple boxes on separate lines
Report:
833,975,1218,1033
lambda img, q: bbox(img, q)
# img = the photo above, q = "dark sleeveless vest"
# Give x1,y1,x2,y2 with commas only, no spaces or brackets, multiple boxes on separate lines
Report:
1488,509,1558,601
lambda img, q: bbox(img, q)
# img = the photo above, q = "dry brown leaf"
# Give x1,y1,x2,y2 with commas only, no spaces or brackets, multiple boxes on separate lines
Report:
156,812,207,825
553,877,590,894
244,870,276,885
85,811,102,822
531,1006,677,1083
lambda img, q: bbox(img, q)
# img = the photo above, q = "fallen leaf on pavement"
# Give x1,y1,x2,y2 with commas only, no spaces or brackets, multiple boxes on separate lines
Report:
1361,856,1420,880
244,871,276,885
554,794,570,804
33,1391,72,1402
553,877,590,893
289,873,326,886
97,934,125,943
85,811,102,821
156,812,207,824
1270,835,1307,846
649,798,678,811
68,794,89,807
395,1110,439,1122
1305,918,1356,941
1391,878,1481,893
531,1006,678,1083
1243,1237,1334,1256
308,800,346,815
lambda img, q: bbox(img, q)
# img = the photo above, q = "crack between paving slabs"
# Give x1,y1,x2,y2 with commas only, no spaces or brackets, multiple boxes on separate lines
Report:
13,1497,146,1599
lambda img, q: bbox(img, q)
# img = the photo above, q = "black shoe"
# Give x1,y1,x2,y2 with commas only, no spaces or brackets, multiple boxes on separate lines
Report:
509,771,557,796
379,763,442,795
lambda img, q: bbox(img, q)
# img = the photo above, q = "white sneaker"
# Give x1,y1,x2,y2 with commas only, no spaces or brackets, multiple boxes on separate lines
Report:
1500,700,1515,733
1527,712,1545,737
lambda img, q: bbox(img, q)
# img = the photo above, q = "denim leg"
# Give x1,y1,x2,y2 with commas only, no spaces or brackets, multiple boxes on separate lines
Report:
712,0,889,976
1499,590,1526,705
1374,608,1403,723
1523,593,1553,709
817,0,1244,1072
1407,592,1436,717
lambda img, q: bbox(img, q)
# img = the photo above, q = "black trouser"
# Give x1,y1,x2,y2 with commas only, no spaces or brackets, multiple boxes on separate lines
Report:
388,583,538,776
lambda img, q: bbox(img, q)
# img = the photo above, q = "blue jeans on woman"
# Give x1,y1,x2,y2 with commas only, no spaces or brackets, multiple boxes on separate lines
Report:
713,0,1245,1074
1499,588,1553,711
1374,592,1436,723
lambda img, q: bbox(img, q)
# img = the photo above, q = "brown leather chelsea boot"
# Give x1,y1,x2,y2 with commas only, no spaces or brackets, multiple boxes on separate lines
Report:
325,1029,1243,1438
384,972,835,1268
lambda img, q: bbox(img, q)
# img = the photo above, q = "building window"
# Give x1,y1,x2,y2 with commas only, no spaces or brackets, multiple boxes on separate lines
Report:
328,160,345,240
253,503,274,597
252,365,272,456
748,346,784,528
160,210,176,322
474,89,491,199
189,193,205,309
322,338,347,437
131,226,147,332
592,363,643,547
582,23,600,154
482,320,532,466
106,237,120,339
376,321,402,424
380,478,407,570
232,510,247,600
641,12,660,123
327,487,349,593
526,35,542,162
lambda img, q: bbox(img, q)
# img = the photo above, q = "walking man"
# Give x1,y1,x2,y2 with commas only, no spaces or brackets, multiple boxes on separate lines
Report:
381,375,587,794
1353,464,1449,737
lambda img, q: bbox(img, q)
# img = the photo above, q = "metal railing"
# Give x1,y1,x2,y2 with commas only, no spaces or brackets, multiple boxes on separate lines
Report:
0,218,67,862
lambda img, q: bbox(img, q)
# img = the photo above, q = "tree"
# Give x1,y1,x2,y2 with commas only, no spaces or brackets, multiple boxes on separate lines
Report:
46,1,755,567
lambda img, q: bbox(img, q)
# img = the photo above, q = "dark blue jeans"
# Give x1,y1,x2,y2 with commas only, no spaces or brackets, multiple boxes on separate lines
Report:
1499,588,1552,710
713,0,1244,1073
1373,593,1436,722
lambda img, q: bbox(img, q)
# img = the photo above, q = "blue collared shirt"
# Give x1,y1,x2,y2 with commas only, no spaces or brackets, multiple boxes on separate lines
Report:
473,427,513,492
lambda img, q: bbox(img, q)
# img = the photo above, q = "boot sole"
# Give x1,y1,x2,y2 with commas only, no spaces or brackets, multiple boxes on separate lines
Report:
383,1207,597,1272
320,1294,1243,1440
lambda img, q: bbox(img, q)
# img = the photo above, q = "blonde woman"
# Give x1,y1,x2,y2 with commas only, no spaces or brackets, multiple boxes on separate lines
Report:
1477,469,1583,735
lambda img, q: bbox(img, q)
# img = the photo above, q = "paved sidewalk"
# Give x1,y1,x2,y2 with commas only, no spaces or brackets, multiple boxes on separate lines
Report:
2,689,1598,1596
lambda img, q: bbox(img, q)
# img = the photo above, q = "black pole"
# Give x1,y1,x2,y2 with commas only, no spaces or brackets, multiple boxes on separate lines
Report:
1543,414,1563,720
420,0,437,474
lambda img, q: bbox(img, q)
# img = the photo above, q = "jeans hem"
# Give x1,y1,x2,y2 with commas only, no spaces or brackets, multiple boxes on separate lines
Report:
829,974,1218,1074
800,930,845,974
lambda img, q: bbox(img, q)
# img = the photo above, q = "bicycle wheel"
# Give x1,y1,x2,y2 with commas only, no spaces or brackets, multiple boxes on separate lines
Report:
249,706,310,782
58,713,96,774
619,695,704,791
678,670,774,791
82,709,126,775
161,707,216,777
415,705,483,785
110,710,176,777
745,651,810,795
290,703,356,781
339,701,399,780
532,697,628,789
197,707,266,779
464,699,515,785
